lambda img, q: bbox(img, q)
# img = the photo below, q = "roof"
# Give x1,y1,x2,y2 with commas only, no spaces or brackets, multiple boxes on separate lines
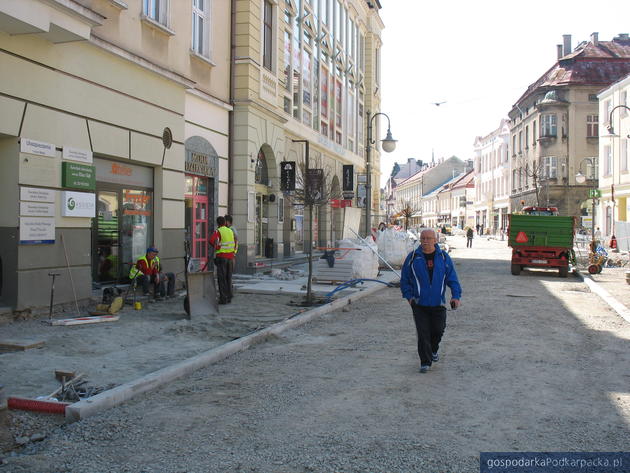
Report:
514,35,630,107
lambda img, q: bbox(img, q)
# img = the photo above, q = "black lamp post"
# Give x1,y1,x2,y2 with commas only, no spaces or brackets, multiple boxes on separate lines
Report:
365,111,397,238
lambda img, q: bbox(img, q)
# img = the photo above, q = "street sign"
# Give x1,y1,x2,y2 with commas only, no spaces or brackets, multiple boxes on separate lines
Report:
588,188,601,198
280,161,296,191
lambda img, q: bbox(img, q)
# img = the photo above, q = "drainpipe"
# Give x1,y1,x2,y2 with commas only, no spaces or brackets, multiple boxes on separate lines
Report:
228,0,236,214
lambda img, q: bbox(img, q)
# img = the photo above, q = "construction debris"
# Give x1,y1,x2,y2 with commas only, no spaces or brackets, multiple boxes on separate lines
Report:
48,315,120,326
0,340,45,353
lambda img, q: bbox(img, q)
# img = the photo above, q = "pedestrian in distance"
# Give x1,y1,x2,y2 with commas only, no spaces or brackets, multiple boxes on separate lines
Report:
466,227,474,248
129,246,175,301
400,229,462,373
210,216,236,304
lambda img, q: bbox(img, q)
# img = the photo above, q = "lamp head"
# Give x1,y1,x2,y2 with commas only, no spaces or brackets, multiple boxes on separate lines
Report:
575,172,586,184
606,124,619,138
381,129,397,153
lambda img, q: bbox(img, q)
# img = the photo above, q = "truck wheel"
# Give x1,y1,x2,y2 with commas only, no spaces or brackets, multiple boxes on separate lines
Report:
597,264,603,274
559,266,568,278
588,264,599,274
511,264,521,275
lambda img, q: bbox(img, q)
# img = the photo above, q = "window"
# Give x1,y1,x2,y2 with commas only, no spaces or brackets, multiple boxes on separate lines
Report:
532,121,537,146
540,114,557,137
302,49,312,107
586,115,599,138
192,0,209,57
622,91,628,117
283,30,291,89
512,135,516,156
375,47,381,87
621,138,628,171
255,149,269,185
542,156,558,179
263,0,273,71
144,0,168,26
518,131,522,153
603,145,612,176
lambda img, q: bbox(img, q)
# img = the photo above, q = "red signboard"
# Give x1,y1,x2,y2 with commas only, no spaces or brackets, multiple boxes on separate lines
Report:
331,199,353,208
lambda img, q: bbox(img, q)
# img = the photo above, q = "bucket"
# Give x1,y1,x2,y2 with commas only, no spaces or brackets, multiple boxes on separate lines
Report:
134,301,142,310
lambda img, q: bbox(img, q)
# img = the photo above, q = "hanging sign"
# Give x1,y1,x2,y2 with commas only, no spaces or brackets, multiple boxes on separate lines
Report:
60,191,96,217
19,217,55,244
342,165,354,191
305,168,324,204
280,161,296,191
61,162,96,190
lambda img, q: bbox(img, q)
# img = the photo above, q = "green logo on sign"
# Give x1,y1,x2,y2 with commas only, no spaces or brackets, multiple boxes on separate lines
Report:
67,197,76,210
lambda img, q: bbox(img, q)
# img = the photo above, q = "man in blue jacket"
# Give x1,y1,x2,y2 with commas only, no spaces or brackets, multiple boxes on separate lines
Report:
400,229,462,373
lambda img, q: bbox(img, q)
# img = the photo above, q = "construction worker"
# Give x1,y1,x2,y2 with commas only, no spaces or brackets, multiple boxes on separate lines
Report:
209,216,236,304
129,247,175,300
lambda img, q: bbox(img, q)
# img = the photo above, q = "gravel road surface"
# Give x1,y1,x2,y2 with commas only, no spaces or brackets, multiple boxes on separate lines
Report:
3,237,629,472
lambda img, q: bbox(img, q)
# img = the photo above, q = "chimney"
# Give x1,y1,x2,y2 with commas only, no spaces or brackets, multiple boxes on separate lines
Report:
557,44,563,59
563,34,572,56
591,32,599,46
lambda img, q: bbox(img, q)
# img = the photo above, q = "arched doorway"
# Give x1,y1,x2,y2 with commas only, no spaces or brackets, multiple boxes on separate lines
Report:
255,146,272,257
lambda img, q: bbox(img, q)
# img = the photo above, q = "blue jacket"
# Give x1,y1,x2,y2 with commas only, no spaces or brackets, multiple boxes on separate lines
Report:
400,244,462,306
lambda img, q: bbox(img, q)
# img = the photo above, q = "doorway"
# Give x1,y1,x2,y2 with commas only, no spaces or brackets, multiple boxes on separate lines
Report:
185,175,214,270
92,187,153,284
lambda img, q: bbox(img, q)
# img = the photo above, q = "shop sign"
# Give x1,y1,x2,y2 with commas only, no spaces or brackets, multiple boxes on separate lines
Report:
63,147,93,164
62,162,96,190
280,161,296,191
20,186,56,203
20,138,56,158
20,202,55,217
19,217,55,244
94,158,153,188
185,152,214,177
61,191,96,217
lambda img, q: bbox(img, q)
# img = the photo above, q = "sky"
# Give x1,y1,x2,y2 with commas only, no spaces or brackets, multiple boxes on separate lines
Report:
378,0,630,186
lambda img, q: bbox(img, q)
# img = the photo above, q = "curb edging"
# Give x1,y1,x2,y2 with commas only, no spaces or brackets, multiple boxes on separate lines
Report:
66,276,397,422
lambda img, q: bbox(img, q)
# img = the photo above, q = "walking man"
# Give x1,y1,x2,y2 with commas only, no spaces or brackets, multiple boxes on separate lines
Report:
400,229,462,373
209,216,236,304
466,227,474,248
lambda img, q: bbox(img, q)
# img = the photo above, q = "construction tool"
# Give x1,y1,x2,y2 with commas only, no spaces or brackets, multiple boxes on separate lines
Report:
183,240,218,320
47,272,61,322
60,234,81,316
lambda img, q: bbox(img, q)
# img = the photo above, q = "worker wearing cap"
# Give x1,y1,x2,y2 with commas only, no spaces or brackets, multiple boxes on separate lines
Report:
129,247,175,300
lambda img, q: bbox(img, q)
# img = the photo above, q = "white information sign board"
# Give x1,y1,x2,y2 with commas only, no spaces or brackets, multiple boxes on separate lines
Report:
60,191,96,217
20,138,56,157
19,217,55,244
20,186,56,203
20,202,55,217
63,147,93,164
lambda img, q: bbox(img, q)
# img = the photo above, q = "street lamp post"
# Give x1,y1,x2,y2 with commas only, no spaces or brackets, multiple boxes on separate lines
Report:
365,111,397,238
575,157,598,248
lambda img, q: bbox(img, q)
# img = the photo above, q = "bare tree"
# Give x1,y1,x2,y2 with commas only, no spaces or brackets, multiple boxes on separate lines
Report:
393,200,416,231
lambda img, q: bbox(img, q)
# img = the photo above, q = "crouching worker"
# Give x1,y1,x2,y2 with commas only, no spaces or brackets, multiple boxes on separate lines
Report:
129,247,175,300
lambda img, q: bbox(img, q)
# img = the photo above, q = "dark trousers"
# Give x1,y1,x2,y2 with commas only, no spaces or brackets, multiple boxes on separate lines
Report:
410,303,447,366
138,273,175,298
214,257,233,303
467,237,473,248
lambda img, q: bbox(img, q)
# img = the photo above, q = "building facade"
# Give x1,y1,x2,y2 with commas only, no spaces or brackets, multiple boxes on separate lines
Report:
230,0,385,272
598,72,630,245
472,119,510,234
0,0,231,310
508,33,630,221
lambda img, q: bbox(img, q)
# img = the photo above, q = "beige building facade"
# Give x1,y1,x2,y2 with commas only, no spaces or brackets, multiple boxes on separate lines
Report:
230,0,386,272
508,33,630,223
598,72,630,245
0,0,231,310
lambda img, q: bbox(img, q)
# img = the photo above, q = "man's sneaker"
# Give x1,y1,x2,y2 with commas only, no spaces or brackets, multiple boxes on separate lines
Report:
419,365,430,373
432,352,439,362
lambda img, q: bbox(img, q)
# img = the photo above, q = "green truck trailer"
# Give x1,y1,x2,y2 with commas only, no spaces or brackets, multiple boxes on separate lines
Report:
508,207,575,278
